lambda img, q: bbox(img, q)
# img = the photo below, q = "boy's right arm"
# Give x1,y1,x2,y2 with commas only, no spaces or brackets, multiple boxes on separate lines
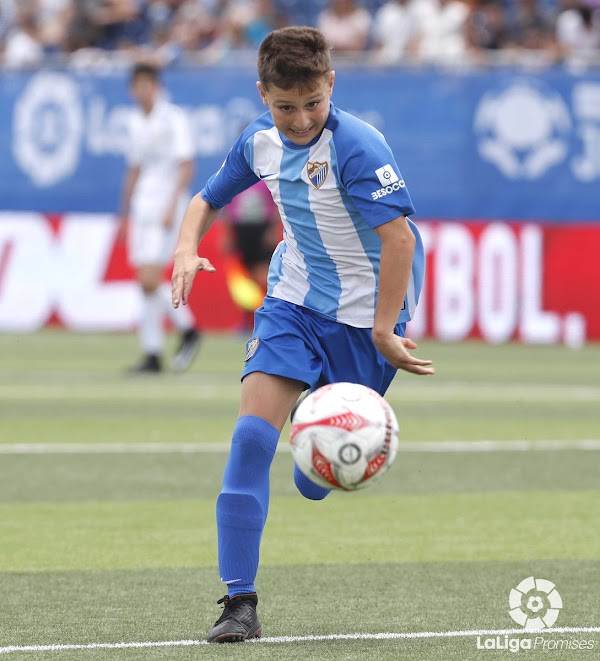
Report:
171,193,221,308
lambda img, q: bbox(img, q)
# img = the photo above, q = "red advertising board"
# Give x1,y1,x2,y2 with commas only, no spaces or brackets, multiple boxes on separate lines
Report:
0,213,598,344
409,221,599,345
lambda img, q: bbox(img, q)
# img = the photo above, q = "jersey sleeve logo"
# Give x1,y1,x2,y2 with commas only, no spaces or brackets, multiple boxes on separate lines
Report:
371,164,406,200
375,164,399,186
306,161,329,189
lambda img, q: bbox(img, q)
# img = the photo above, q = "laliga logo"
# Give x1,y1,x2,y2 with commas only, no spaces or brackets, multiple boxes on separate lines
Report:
508,576,563,629
12,72,84,187
474,81,571,180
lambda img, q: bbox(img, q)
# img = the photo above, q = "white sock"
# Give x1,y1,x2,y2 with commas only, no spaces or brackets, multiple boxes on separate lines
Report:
140,290,164,354
159,283,195,332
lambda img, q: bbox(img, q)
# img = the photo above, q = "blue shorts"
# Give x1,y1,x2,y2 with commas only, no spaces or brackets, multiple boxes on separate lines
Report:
241,296,405,396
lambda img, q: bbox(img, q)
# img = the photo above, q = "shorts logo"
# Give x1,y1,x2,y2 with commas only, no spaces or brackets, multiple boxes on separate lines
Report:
307,161,329,189
375,164,399,186
245,338,260,361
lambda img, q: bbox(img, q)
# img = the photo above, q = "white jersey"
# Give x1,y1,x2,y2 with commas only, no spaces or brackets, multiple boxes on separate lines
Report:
201,104,424,329
127,97,194,224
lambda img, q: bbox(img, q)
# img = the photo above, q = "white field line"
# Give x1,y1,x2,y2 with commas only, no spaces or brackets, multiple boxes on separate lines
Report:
0,440,600,455
1,627,599,655
2,382,599,402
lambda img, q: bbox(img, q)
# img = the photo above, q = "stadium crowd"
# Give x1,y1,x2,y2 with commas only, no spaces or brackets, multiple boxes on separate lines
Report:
0,0,598,69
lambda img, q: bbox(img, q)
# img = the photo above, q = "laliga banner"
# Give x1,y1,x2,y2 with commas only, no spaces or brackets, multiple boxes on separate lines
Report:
0,213,597,343
1,68,600,219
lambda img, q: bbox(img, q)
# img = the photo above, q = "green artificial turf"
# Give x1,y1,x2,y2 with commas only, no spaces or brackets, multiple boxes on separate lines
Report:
0,332,598,660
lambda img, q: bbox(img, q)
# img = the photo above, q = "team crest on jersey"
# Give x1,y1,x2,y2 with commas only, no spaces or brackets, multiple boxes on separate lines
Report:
306,161,329,189
245,338,260,362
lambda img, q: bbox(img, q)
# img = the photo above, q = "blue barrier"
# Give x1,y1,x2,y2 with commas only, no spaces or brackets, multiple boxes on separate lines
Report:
1,66,599,220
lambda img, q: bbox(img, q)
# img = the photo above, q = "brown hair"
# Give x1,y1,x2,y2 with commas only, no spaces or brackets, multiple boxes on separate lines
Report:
130,62,160,84
257,27,331,92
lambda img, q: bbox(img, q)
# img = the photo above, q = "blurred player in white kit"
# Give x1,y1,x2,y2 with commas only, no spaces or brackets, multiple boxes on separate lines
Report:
119,63,201,373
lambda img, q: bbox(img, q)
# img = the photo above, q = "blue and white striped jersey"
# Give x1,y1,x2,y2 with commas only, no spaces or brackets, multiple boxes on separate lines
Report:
201,104,424,328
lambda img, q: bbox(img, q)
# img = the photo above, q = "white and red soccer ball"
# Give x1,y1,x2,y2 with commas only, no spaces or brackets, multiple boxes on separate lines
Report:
290,382,399,491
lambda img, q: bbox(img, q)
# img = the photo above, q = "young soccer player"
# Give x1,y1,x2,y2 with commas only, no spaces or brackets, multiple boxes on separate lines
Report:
171,26,434,642
119,63,201,373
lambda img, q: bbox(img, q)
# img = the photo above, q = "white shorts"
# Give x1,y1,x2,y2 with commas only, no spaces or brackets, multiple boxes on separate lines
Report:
128,195,188,268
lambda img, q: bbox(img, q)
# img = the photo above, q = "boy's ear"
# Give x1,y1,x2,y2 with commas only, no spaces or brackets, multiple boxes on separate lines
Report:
328,71,335,96
256,81,269,106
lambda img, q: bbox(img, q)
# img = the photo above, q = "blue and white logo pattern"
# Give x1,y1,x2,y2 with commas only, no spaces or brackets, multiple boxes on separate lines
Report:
474,81,571,180
12,72,84,187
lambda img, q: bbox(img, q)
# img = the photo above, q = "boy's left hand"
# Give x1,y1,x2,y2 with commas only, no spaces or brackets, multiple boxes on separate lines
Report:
373,333,435,376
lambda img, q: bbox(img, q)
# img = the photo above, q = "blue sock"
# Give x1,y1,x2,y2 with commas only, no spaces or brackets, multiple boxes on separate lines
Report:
217,415,279,597
294,463,332,501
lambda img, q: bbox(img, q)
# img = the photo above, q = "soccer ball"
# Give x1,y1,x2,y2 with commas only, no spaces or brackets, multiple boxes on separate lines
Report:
289,382,399,491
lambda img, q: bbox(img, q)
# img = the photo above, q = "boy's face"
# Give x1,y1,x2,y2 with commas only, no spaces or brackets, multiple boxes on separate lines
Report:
130,74,159,113
257,72,335,145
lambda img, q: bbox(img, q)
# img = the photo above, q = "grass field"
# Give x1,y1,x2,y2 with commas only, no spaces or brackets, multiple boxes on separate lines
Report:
0,331,599,660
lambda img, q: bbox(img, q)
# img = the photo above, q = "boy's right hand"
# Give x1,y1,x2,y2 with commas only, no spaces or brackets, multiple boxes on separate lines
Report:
171,252,216,308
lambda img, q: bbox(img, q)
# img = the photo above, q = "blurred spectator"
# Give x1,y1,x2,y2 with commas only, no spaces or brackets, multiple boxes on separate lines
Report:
201,0,288,62
317,0,372,53
0,0,596,67
65,1,119,68
102,0,151,50
556,0,600,65
3,0,43,68
507,0,556,51
201,4,252,61
130,0,188,65
165,0,221,57
244,0,288,46
0,1,17,44
143,12,183,65
414,0,471,63
371,0,419,63
70,0,152,52
65,0,103,51
466,0,510,53
38,0,73,52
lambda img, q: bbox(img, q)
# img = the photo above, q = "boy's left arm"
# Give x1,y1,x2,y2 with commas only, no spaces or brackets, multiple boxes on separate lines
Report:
373,217,434,376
